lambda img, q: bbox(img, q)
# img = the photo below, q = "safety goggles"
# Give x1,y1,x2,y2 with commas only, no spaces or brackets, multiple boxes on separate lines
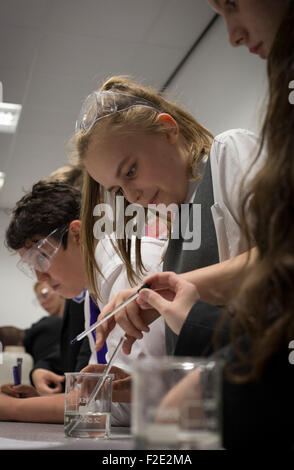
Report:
17,225,69,280
75,90,160,133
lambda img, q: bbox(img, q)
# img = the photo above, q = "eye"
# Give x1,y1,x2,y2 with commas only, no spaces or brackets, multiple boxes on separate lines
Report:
126,164,136,178
225,0,236,8
35,252,48,271
37,252,48,263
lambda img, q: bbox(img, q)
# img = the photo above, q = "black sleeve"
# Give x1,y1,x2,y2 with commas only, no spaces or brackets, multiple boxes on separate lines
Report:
59,299,91,373
220,347,294,449
74,336,91,372
24,316,63,385
174,301,231,357
24,317,63,369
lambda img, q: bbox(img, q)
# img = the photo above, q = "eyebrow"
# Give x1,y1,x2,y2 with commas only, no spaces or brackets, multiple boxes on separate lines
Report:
106,156,130,192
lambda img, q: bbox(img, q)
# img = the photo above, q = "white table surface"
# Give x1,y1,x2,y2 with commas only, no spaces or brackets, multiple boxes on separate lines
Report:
0,421,134,450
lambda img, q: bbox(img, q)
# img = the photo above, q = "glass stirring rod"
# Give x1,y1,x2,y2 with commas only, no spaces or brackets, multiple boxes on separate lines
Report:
65,335,128,436
86,334,127,410
70,282,151,345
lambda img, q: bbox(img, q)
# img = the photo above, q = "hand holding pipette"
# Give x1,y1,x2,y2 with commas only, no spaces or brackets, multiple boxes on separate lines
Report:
70,283,151,346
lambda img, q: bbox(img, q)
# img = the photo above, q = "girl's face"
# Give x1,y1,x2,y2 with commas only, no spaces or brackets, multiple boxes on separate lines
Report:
207,0,290,59
84,118,189,208
35,282,63,316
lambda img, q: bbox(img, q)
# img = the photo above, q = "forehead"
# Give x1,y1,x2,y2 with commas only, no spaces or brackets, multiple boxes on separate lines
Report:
85,132,137,179
18,232,56,256
22,235,45,250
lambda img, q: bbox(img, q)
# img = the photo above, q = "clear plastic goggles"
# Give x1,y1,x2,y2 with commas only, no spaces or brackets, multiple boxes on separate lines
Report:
17,226,68,280
75,90,160,133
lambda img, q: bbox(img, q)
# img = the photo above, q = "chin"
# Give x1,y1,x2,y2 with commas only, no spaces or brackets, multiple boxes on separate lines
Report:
58,288,74,299
66,288,85,300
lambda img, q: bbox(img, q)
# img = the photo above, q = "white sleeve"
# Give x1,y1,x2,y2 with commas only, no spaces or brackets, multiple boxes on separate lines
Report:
95,236,167,368
210,128,264,222
210,129,266,260
93,235,167,427
95,235,166,310
83,290,98,365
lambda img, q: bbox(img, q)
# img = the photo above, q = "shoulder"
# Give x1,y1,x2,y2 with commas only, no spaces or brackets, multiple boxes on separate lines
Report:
95,235,123,278
213,128,258,144
210,128,261,173
133,236,166,272
212,129,259,156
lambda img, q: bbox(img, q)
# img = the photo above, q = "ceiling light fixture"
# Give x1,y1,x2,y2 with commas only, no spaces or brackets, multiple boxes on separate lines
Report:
0,172,6,190
0,81,22,133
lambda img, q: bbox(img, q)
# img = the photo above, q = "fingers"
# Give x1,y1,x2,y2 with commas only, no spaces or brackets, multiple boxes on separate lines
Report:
112,376,132,403
95,295,119,350
0,384,20,398
122,335,136,355
95,316,116,351
0,384,39,399
40,383,60,395
138,288,170,316
114,306,145,340
80,364,105,374
44,373,65,395
141,272,199,312
142,271,179,291
13,385,39,398
95,288,150,350
117,298,150,333
137,273,199,334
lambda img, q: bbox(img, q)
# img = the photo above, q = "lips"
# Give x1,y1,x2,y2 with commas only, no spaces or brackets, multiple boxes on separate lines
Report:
249,42,265,59
149,190,159,205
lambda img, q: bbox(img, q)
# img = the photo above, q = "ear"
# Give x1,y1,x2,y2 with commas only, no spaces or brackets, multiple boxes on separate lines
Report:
157,113,179,144
68,220,81,246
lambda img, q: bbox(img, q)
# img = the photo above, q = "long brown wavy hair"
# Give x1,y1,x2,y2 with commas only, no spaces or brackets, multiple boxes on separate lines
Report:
224,2,294,382
71,76,213,300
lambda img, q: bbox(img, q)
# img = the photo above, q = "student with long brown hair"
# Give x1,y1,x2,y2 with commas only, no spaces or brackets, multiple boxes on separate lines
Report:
94,0,294,448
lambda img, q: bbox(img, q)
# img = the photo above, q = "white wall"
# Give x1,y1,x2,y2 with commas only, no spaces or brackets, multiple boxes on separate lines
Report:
0,210,45,328
0,18,267,329
168,18,268,136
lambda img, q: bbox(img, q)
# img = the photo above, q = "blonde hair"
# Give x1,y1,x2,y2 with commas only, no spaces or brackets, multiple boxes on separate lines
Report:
71,76,213,300
48,164,84,191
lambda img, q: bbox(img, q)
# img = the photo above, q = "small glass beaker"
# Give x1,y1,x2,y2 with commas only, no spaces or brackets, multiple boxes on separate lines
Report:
64,372,113,438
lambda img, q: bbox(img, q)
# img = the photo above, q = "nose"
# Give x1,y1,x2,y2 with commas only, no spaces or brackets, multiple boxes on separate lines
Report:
123,185,143,204
35,270,50,282
227,21,247,47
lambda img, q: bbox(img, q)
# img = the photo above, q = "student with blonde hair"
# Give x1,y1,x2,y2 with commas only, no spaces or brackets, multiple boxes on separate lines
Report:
73,75,261,356
90,0,294,448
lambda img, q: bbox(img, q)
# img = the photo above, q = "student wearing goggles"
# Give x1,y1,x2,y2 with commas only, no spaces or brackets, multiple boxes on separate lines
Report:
17,226,69,280
7,182,86,300
75,90,160,133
